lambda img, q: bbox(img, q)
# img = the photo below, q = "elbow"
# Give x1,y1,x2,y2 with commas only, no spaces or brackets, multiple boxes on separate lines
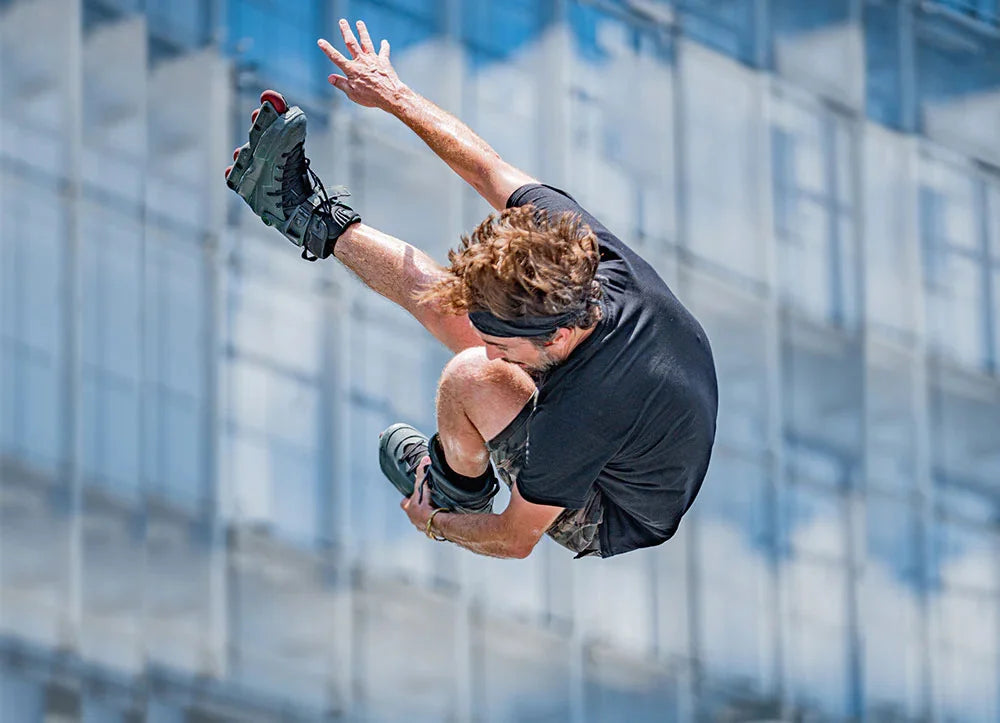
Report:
509,538,539,560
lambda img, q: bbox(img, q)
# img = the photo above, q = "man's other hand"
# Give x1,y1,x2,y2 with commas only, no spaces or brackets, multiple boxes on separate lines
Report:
401,455,435,532
318,19,406,112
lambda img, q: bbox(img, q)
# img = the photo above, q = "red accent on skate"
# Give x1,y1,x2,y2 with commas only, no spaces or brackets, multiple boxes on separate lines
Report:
225,165,233,178
250,108,260,124
259,89,287,114
233,148,241,161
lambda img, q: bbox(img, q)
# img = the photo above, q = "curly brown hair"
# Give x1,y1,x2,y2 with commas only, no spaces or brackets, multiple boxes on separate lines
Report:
418,205,603,336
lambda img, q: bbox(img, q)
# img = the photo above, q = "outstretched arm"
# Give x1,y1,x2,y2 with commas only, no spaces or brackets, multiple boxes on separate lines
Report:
319,19,538,211
333,223,483,354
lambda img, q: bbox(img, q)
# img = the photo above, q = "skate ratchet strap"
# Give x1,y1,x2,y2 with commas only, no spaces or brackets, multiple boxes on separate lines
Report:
469,309,583,338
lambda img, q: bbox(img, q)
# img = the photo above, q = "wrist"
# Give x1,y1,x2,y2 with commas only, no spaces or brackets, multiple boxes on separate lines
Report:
426,508,449,541
385,84,418,118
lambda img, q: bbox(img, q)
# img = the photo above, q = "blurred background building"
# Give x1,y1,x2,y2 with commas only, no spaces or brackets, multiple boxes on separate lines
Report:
1,0,999,720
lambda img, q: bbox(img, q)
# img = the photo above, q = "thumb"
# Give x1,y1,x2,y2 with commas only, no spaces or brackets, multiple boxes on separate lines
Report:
379,39,390,60
328,74,348,90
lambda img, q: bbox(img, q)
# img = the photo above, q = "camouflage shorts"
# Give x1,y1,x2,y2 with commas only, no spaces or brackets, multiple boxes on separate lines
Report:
485,393,604,558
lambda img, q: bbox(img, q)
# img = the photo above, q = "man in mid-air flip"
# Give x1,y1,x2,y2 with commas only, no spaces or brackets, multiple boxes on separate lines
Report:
226,19,718,559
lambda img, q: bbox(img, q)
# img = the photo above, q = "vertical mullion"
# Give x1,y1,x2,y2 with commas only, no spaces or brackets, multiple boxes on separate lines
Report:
824,111,845,328
974,175,996,374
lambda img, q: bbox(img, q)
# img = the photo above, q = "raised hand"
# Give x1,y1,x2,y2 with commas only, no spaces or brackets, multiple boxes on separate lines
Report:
318,19,406,112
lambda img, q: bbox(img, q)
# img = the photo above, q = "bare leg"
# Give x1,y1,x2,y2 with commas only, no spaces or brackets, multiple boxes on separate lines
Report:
435,347,535,477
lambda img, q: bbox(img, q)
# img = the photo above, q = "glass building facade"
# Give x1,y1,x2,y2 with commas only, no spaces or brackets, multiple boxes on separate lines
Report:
1,0,999,720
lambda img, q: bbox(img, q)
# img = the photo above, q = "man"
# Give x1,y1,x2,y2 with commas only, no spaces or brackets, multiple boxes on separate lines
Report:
226,19,718,559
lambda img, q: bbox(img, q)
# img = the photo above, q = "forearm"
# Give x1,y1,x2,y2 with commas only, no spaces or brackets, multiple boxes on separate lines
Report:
386,87,508,205
333,223,482,352
433,512,532,559
319,22,533,209
333,222,438,312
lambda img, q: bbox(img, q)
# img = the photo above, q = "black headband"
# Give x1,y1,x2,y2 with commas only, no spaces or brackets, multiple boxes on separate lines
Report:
468,309,582,338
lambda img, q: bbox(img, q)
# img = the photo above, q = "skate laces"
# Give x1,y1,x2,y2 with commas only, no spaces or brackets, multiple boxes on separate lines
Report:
400,440,429,476
272,141,339,219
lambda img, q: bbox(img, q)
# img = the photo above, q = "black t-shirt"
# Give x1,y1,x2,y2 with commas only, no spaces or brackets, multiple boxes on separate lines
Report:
506,184,718,557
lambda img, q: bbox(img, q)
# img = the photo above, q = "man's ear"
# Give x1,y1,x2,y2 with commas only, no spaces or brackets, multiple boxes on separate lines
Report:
545,327,573,347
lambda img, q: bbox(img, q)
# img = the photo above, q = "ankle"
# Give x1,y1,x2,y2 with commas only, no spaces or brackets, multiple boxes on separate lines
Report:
430,434,492,492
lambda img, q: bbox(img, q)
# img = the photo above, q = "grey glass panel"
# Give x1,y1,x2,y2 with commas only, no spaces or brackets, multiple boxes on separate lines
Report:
933,586,999,721
786,558,851,717
772,99,857,327
782,334,863,455
146,0,211,48
0,174,66,473
865,497,925,718
145,233,207,506
682,45,768,281
772,0,859,105
698,454,776,690
989,182,1000,257
225,269,324,544
930,384,1000,487
867,358,918,493
867,495,921,582
481,621,573,722
699,452,770,542
566,4,675,254
934,515,999,593
785,482,847,561
585,650,677,722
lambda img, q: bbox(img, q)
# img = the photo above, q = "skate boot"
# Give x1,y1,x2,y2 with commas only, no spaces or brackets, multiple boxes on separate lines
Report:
378,423,499,514
226,90,360,261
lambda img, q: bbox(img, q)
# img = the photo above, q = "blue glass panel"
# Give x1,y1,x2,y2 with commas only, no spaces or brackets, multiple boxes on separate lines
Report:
785,484,846,561
772,0,851,33
697,451,772,548
147,701,184,723
919,172,990,366
0,674,43,722
228,0,329,97
83,698,125,723
867,495,921,583
678,0,757,64
915,12,1000,113
270,438,320,542
462,0,545,64
865,1,909,130
931,0,1000,26
772,104,857,327
351,0,439,54
569,2,673,65
163,394,203,502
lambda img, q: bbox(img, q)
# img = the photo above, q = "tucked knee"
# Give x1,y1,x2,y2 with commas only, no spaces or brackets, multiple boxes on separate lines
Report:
438,347,534,442
440,348,530,402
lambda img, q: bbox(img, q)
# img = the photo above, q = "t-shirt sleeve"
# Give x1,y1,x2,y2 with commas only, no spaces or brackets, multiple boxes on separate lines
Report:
516,402,620,508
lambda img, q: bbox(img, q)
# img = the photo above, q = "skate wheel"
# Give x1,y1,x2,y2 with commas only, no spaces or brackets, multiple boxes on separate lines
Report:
250,108,260,124
224,165,233,178
233,147,241,161
259,90,287,114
